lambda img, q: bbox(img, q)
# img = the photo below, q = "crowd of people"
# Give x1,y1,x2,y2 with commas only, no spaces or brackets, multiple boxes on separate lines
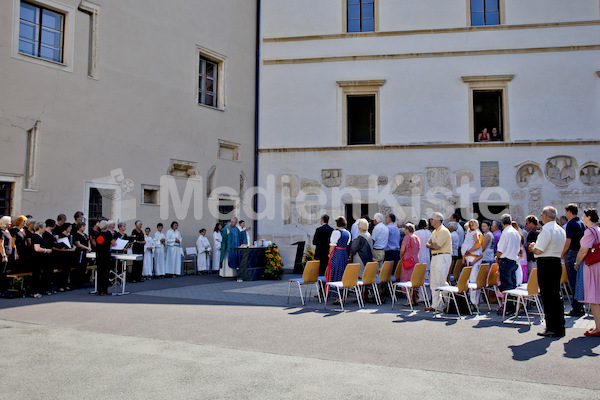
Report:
312,204,600,338
0,212,253,297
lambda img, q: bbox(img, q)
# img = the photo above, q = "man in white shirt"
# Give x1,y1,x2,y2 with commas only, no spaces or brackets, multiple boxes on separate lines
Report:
495,213,521,292
530,206,567,338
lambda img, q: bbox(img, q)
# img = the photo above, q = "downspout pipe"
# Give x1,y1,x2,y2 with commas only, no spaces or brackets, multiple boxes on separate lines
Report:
253,0,261,243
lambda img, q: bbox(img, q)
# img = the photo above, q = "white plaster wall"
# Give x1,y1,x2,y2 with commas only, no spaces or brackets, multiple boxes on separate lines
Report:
260,50,600,148
505,0,600,25
262,0,600,39
0,0,257,245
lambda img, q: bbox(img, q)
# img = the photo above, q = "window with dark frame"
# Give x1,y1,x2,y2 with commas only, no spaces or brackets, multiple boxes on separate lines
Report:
347,95,375,145
470,0,500,26
347,0,375,33
473,90,503,142
0,182,14,216
218,203,235,228
199,56,218,108
19,1,64,63
88,188,103,220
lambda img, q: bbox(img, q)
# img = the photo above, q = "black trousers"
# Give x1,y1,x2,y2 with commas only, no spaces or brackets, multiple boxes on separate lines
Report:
537,257,565,335
97,256,111,294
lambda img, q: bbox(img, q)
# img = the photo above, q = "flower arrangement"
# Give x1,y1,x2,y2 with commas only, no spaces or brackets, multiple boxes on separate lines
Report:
263,244,285,280
301,246,315,272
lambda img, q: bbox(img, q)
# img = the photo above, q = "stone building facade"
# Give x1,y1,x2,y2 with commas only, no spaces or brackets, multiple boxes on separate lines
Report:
258,0,600,265
0,0,257,244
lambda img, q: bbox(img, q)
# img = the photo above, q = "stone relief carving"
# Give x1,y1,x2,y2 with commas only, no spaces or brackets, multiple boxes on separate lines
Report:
455,170,474,187
529,188,543,218
545,156,577,187
515,162,543,188
559,190,581,201
390,173,424,196
206,166,216,198
511,205,525,225
579,201,599,210
378,176,388,186
580,163,600,186
346,175,376,189
293,203,321,225
277,174,299,197
321,169,342,188
168,159,198,179
300,178,322,195
427,167,452,190
512,191,525,202
239,172,247,201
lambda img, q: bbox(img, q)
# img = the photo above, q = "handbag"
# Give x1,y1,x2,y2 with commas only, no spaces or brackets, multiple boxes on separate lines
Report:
584,228,600,265
402,236,415,270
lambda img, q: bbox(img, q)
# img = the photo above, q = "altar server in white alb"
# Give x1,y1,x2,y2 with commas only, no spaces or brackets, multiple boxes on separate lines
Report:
142,227,154,278
212,222,223,272
196,228,212,273
153,223,166,278
165,221,182,276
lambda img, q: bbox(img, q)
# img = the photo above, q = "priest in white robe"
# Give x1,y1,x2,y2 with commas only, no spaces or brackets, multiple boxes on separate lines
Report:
153,223,166,277
142,227,154,278
212,222,223,272
165,221,182,276
196,228,212,273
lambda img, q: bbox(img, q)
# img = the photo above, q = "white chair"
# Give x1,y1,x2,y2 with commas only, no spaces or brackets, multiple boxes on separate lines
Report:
467,263,490,312
287,260,322,305
502,268,543,325
324,263,363,311
182,247,197,275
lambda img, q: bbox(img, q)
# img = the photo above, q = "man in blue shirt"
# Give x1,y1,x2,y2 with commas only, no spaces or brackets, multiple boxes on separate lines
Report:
371,213,389,275
561,203,586,317
384,213,400,266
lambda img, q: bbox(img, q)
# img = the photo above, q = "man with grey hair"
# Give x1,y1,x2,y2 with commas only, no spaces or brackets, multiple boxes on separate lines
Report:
371,212,389,275
425,212,452,312
495,214,521,296
530,206,567,337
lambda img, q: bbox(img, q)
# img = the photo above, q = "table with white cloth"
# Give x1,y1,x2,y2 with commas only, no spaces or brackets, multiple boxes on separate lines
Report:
86,252,142,295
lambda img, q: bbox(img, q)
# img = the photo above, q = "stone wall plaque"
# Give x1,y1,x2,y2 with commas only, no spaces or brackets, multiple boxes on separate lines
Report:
480,162,499,187
346,175,375,189
545,155,577,187
455,170,474,187
559,190,581,201
512,190,525,202
427,167,452,190
321,169,342,188
300,178,322,195
277,174,299,197
511,205,525,224
378,175,388,186
390,173,424,196
516,163,543,188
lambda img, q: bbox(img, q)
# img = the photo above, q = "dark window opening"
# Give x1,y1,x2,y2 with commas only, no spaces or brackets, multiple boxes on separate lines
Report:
345,203,378,231
474,90,503,142
473,203,509,222
348,95,375,145
471,0,500,26
0,182,14,216
347,0,375,32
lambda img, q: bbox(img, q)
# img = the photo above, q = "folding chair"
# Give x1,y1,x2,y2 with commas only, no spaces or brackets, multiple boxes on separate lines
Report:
182,247,197,275
449,258,463,284
436,266,473,317
484,262,501,306
358,262,381,305
468,263,490,312
502,268,543,325
324,263,362,311
560,262,570,303
392,263,429,311
391,260,403,283
287,260,322,305
376,261,395,302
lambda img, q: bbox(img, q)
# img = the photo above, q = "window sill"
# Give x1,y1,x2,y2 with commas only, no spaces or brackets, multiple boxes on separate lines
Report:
141,202,161,206
198,103,225,112
13,51,73,72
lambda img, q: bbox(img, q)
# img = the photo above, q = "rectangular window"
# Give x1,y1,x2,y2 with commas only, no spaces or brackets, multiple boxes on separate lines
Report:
347,0,375,33
347,95,375,145
218,201,235,228
199,56,218,108
142,185,160,205
470,0,500,26
473,90,503,142
0,182,14,216
19,1,64,63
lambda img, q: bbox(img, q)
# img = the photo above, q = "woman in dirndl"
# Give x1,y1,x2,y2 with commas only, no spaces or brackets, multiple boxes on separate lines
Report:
325,216,351,305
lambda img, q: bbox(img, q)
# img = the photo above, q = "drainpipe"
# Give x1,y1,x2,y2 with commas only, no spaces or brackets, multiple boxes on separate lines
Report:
253,0,261,243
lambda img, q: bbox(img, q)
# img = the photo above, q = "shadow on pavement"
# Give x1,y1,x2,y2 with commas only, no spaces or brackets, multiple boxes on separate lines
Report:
563,336,600,359
508,337,560,361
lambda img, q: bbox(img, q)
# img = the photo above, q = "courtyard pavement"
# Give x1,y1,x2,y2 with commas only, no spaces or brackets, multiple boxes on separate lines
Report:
0,273,599,399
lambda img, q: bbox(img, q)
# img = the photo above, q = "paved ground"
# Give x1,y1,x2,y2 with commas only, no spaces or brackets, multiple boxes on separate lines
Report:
1,274,599,399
